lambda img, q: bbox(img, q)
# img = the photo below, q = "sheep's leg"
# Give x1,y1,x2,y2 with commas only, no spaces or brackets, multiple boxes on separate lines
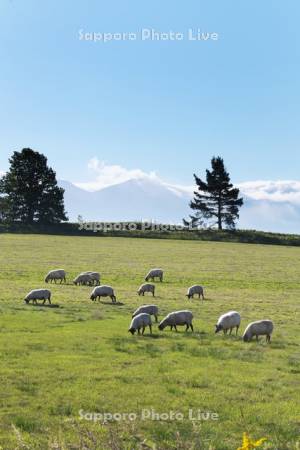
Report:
138,329,141,335
190,323,194,332
142,327,145,335
256,335,258,341
229,328,233,335
202,293,205,300
154,315,158,323
170,325,173,331
186,324,189,331
223,329,226,335
149,324,152,334
174,325,178,332
236,325,239,335
152,291,154,297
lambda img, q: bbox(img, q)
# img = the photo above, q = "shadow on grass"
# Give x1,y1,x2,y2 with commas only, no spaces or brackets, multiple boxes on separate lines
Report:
98,301,124,306
24,303,60,308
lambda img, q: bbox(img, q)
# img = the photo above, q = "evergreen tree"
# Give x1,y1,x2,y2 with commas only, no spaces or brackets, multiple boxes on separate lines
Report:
0,196,9,222
0,148,68,224
185,156,243,230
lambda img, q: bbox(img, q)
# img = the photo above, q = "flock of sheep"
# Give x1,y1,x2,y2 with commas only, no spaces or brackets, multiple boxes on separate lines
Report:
24,267,274,343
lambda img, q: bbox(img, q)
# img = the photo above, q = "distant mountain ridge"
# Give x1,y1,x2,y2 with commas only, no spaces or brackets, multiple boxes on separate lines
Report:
58,179,300,234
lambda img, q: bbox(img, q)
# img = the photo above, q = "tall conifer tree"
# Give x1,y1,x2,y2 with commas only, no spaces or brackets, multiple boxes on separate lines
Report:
185,156,243,230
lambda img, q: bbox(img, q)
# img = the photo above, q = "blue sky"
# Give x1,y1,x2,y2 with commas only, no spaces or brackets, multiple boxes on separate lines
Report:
0,0,299,187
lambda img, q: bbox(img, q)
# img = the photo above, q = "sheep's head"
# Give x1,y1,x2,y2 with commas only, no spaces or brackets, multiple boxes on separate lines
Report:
24,298,29,304
215,324,222,334
44,276,49,283
158,320,166,331
90,295,95,301
128,328,136,335
243,332,251,342
145,276,149,282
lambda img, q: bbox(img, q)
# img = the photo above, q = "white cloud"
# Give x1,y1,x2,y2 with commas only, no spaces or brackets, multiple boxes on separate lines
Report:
238,180,300,204
74,157,195,199
75,157,159,191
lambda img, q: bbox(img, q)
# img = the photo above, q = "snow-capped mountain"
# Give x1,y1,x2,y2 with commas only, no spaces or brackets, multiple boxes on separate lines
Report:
58,179,300,234
59,178,191,224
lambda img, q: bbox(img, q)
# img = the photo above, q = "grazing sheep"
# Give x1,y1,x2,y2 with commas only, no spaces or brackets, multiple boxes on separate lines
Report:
90,285,116,303
137,283,155,297
73,273,94,286
186,285,204,300
215,311,241,335
145,268,163,282
243,320,274,343
132,305,159,322
24,289,51,305
128,313,152,335
45,269,66,284
158,310,194,332
82,271,101,285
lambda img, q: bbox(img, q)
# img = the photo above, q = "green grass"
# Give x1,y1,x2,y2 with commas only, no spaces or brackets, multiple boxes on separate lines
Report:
0,234,299,449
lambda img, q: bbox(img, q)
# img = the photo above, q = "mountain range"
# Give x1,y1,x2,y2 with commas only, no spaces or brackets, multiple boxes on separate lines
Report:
59,179,300,234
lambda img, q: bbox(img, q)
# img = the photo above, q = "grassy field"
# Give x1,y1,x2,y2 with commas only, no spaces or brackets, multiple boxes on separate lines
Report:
0,234,299,449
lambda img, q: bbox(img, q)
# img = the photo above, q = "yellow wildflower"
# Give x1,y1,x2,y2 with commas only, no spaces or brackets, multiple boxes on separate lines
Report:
237,432,267,450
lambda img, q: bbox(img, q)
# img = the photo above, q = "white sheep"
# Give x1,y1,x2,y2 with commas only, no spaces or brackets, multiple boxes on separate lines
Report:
132,305,159,322
45,269,66,284
137,283,155,297
243,320,274,343
82,271,101,285
90,285,116,303
215,311,241,335
128,313,152,335
158,310,194,332
73,273,94,286
24,289,51,305
145,268,163,282
186,285,204,300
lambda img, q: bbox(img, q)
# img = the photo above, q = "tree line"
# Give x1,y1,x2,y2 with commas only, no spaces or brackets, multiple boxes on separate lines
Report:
0,148,243,230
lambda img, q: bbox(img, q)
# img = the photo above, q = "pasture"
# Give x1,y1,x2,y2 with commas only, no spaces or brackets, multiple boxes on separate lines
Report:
0,233,299,449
